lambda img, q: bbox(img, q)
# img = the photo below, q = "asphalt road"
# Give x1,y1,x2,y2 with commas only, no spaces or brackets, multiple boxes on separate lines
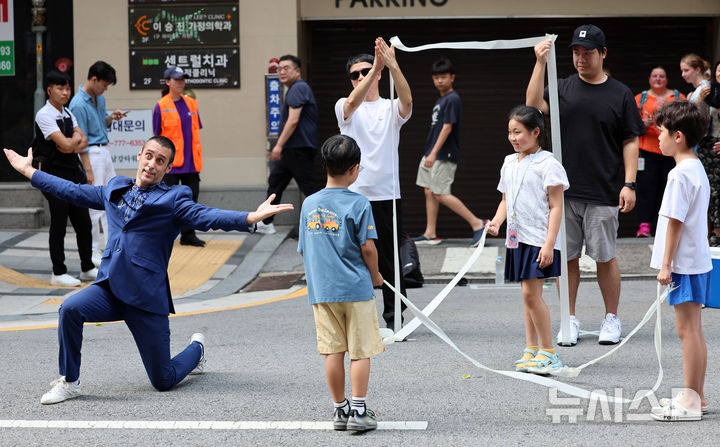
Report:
2,280,720,445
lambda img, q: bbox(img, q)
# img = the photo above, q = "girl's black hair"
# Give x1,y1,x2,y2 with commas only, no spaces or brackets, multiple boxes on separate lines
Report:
321,135,361,176
508,105,548,149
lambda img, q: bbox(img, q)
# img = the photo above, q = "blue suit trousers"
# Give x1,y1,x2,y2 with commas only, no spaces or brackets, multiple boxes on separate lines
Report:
58,283,202,390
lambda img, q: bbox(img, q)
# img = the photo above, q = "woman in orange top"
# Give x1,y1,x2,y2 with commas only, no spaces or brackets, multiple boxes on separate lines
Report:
634,67,685,237
153,66,205,246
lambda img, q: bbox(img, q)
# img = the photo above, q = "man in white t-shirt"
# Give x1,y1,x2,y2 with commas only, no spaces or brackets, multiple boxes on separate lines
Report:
334,37,412,329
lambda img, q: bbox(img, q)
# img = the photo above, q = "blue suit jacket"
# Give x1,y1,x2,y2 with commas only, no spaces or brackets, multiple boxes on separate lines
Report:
32,171,253,315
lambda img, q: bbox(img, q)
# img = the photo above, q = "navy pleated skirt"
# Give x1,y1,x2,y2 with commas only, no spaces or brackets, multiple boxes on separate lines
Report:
505,242,561,282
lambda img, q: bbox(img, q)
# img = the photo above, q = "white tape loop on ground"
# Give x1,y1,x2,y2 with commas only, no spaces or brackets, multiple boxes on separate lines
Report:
385,279,671,404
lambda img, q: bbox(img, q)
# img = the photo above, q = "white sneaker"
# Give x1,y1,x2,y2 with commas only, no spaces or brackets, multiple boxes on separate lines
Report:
79,268,98,281
50,273,81,287
255,221,276,234
189,333,206,375
598,313,622,345
91,249,103,267
556,315,580,346
40,376,81,405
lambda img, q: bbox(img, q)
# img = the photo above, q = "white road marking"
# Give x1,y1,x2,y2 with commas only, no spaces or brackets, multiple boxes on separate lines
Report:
0,420,428,430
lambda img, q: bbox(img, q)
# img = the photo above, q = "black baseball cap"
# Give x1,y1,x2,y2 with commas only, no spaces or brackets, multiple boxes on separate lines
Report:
163,66,189,79
569,24,607,50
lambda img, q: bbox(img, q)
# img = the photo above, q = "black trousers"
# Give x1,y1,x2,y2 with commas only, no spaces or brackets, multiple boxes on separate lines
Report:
371,199,407,326
264,146,320,224
636,150,675,225
42,166,94,275
164,172,201,240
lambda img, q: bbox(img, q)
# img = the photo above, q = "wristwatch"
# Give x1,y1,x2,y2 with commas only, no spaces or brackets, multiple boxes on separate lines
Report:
623,182,637,190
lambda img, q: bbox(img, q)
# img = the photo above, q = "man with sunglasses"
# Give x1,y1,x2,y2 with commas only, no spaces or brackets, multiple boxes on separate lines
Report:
334,37,413,330
258,54,320,234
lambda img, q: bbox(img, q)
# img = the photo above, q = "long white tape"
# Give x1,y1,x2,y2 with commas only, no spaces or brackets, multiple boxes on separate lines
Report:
384,279,671,404
389,36,555,52
394,228,487,341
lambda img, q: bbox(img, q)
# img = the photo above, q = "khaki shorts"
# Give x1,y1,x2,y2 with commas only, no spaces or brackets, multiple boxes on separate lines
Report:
565,199,618,263
312,298,385,360
416,156,457,195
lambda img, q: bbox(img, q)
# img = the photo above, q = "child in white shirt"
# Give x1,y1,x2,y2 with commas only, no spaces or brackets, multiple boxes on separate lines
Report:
650,100,712,422
486,105,569,375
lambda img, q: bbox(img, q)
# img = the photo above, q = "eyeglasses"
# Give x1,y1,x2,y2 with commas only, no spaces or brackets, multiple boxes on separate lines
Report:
349,164,363,173
348,68,371,80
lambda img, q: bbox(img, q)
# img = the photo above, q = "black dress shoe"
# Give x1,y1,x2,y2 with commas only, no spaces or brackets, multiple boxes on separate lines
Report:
180,235,206,247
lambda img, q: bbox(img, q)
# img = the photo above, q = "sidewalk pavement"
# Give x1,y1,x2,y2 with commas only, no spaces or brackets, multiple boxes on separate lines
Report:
0,226,658,329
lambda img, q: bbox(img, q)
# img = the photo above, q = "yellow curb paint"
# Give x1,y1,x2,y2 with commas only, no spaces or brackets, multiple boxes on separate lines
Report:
41,298,65,305
0,265,82,289
0,287,308,332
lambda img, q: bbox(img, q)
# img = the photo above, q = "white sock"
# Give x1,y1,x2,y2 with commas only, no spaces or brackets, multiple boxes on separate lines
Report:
351,396,366,415
334,399,349,411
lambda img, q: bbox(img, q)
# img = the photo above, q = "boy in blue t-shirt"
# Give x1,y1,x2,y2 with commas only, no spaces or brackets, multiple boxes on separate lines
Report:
298,134,385,432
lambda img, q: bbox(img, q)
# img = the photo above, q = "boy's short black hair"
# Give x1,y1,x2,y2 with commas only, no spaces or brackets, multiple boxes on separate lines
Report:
655,101,710,148
87,61,117,84
279,54,301,69
431,58,455,75
144,135,176,166
346,54,374,74
321,135,361,176
44,69,71,90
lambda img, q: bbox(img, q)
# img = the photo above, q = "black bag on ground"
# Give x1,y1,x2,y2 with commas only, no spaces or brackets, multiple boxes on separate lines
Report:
400,234,424,288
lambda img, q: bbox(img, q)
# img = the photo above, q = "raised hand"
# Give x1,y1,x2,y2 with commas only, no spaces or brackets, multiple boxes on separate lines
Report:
3,147,36,179
247,193,294,225
534,39,552,65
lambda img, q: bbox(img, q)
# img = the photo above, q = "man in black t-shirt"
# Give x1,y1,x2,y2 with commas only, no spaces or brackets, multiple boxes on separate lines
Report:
526,25,645,346
259,54,320,234
413,58,485,247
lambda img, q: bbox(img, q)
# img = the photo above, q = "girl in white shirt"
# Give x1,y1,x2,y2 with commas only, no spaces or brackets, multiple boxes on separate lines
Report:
680,53,711,103
650,101,712,422
486,105,569,375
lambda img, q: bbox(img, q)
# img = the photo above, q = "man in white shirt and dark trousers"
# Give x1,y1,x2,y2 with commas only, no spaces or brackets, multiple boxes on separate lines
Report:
33,69,97,287
335,37,413,329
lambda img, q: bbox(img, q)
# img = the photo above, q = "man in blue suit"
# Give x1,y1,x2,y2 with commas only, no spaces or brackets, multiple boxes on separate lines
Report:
4,136,294,405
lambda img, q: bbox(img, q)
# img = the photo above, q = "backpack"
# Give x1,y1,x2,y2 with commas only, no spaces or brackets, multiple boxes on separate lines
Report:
400,234,424,288
639,89,681,109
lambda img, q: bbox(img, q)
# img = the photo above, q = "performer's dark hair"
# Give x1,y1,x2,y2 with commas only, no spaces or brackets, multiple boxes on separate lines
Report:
321,135,361,176
143,135,176,165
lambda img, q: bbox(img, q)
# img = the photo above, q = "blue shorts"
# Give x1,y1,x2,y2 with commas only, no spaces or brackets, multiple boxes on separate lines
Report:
668,272,711,306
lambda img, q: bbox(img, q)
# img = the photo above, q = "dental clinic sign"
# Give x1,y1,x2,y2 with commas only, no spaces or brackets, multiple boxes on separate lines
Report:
0,0,14,76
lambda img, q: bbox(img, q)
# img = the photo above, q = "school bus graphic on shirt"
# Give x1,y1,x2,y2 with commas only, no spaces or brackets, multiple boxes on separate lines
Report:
305,208,340,235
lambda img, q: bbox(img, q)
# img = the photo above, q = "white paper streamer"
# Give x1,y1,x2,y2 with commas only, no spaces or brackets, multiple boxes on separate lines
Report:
394,228,487,341
384,279,672,404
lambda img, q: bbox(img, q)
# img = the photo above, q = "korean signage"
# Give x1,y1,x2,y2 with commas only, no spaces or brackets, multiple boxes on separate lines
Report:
128,1,239,90
0,0,14,76
107,109,153,170
129,5,238,47
130,47,238,89
265,75,283,138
